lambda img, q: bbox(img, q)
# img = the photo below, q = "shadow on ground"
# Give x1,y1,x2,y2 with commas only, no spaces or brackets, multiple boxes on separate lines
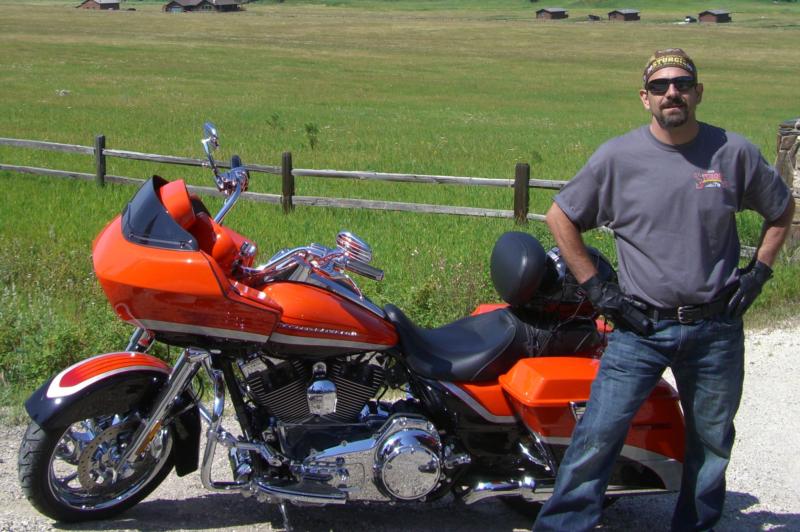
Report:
602,491,800,531
51,490,800,531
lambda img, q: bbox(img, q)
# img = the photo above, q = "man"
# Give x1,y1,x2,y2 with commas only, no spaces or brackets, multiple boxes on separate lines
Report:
533,49,795,531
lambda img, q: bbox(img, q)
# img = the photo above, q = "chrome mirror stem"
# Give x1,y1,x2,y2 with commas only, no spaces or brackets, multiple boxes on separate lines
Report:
214,181,242,224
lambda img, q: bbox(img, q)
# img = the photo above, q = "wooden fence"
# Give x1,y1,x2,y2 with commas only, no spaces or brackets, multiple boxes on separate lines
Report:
0,135,565,225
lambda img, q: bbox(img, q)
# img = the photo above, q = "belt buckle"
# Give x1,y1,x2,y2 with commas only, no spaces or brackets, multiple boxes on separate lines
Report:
677,305,698,324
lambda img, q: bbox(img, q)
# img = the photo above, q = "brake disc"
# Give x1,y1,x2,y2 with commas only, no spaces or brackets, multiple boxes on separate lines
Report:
77,421,157,495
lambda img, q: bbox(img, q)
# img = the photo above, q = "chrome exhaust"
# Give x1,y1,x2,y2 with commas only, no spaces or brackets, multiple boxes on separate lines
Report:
461,477,539,505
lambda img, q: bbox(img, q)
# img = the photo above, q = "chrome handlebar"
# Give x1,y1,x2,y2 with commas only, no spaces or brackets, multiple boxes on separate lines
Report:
200,122,381,287
237,241,384,287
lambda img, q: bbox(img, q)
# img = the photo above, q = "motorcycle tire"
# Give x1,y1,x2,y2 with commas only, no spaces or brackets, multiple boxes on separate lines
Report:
18,418,174,522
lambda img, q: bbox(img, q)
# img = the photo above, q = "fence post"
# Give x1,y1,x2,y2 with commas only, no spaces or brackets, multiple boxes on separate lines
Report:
94,135,106,187
281,151,294,214
513,162,530,225
776,118,799,254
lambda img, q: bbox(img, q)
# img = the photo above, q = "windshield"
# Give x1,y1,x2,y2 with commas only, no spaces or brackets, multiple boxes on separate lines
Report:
121,176,199,251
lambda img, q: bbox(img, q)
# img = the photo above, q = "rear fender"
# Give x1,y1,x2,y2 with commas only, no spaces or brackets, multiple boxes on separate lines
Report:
25,352,201,477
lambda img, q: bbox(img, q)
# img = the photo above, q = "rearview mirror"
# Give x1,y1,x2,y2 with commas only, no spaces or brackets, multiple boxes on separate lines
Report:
201,122,219,157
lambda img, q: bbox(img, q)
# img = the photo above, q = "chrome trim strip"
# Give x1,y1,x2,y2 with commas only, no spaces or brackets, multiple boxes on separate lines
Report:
542,436,682,491
439,382,517,424
135,319,270,343
520,485,671,503
269,332,389,351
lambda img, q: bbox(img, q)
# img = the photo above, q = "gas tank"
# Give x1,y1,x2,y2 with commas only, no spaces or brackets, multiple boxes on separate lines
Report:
263,282,398,357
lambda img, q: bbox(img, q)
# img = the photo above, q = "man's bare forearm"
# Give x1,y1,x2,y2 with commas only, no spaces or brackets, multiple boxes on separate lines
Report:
545,202,599,284
755,200,795,267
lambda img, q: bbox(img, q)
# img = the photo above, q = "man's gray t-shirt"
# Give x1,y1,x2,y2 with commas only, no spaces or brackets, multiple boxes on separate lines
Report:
555,123,791,308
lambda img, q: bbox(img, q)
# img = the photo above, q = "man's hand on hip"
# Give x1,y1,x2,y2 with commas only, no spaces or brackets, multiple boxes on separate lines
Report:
580,276,654,336
727,260,773,318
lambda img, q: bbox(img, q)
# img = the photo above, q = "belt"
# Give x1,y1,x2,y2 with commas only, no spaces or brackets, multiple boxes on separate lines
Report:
643,296,730,324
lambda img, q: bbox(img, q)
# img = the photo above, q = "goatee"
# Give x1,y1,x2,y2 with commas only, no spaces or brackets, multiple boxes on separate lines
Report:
655,98,688,129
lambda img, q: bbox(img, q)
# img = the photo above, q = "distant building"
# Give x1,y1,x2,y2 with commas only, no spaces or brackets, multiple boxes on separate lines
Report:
77,0,119,9
164,0,242,11
608,9,640,21
699,10,732,23
164,0,211,11
213,0,243,12
536,8,568,20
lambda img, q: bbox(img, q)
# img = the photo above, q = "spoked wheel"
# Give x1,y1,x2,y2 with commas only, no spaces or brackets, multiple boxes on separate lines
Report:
18,413,174,522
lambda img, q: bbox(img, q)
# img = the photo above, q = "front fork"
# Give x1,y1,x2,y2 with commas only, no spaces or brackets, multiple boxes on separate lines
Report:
114,345,285,485
114,347,207,473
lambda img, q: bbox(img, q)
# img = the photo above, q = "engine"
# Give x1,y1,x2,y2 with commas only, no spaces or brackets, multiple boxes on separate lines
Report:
240,355,386,423
294,415,445,502
238,355,454,503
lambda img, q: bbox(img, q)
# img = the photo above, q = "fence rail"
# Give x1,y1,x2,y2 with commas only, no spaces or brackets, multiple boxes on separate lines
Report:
0,135,559,223
2,133,795,233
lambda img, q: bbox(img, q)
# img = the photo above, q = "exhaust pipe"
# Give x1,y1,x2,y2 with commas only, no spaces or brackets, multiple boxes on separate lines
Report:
461,477,539,505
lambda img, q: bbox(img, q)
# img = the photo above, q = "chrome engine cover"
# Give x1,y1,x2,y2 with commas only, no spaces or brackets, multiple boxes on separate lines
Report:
375,425,442,500
296,415,442,502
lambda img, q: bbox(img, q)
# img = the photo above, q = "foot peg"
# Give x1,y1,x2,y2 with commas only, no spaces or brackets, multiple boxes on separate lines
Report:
254,478,348,505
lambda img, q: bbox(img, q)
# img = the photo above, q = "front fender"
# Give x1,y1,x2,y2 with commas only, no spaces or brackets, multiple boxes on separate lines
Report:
25,351,200,476
25,352,171,428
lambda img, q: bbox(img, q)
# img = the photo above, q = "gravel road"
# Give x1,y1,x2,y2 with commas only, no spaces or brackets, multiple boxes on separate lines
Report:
2,319,798,532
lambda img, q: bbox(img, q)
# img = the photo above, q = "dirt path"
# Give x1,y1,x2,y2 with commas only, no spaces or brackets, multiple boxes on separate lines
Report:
2,319,798,531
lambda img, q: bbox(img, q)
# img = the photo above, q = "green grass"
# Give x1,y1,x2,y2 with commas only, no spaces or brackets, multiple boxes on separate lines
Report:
1,0,799,404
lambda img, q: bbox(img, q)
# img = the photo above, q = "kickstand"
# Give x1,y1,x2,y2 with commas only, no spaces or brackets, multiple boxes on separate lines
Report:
279,502,293,532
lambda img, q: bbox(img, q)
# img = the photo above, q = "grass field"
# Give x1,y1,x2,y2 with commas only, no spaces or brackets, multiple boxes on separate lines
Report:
1,0,799,400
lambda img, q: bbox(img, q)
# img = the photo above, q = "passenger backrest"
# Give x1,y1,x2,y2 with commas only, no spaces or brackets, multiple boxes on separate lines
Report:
190,212,239,271
158,179,196,230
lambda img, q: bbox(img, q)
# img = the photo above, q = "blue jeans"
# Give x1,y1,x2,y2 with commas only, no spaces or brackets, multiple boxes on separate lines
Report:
533,316,745,532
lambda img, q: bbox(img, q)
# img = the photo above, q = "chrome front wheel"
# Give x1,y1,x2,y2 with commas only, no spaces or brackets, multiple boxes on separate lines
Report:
19,414,174,522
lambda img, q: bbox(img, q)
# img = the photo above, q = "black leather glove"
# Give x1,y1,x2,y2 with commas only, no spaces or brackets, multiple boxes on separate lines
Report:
726,260,773,318
580,275,654,336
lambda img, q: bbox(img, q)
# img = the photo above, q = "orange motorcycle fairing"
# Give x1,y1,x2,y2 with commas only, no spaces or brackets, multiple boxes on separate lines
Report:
264,282,398,356
94,216,281,346
500,357,685,465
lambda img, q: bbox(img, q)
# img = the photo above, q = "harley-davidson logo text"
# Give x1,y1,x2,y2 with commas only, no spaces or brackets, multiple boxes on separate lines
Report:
694,170,728,190
278,323,358,337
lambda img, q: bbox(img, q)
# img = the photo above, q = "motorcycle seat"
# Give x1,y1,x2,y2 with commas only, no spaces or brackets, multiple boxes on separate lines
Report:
384,304,530,382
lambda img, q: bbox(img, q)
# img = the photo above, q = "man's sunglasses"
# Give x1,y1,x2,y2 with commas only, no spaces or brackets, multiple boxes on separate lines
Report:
645,76,697,95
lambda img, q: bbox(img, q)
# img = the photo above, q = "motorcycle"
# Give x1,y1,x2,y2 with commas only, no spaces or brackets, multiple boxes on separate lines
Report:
18,123,685,527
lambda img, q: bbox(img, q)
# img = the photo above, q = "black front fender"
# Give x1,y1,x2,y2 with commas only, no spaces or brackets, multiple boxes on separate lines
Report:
25,353,200,477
